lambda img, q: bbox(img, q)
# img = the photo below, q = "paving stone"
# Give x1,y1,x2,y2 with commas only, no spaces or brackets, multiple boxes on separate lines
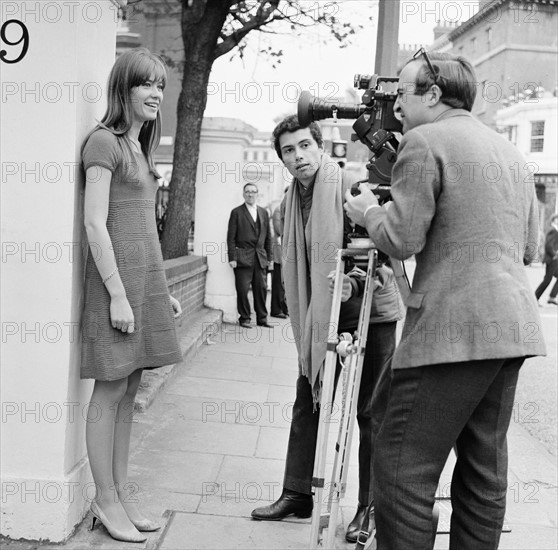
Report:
255,426,291,460
270,356,298,370
186,362,265,383
195,348,274,369
266,384,297,408
137,419,260,457
128,449,223,495
167,376,269,403
158,512,310,549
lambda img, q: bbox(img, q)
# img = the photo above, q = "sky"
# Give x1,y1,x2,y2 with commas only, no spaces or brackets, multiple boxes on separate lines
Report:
205,0,480,130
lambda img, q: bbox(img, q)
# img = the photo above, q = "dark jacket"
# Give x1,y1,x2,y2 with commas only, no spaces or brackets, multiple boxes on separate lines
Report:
543,226,558,265
227,204,272,269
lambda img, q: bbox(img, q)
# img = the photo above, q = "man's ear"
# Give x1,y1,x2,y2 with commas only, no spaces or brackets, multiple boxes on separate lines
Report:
429,84,443,106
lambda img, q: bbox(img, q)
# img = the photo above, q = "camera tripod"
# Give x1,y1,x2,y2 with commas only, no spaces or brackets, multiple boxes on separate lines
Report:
308,244,378,549
307,246,441,549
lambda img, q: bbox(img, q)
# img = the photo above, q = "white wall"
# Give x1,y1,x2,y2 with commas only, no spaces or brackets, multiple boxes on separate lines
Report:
1,1,118,541
194,118,257,323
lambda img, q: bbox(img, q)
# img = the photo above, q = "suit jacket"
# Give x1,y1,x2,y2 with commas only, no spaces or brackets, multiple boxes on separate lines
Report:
364,109,546,368
227,203,272,269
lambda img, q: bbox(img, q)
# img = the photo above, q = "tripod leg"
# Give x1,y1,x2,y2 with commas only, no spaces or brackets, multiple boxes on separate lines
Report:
325,351,357,547
324,250,377,549
308,250,346,549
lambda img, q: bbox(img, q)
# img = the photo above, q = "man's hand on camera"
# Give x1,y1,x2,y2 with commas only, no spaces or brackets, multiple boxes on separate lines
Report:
344,183,379,227
327,271,353,302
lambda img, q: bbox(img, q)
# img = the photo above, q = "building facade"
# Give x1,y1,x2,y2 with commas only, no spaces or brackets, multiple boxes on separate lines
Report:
422,0,558,223
495,91,558,228
432,0,558,129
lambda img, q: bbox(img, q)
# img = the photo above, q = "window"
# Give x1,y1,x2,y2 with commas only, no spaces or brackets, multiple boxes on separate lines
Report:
530,121,545,152
471,37,477,52
243,150,248,161
506,125,518,145
486,27,492,47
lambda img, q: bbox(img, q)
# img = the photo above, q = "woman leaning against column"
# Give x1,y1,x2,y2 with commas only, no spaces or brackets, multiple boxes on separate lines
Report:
80,47,182,543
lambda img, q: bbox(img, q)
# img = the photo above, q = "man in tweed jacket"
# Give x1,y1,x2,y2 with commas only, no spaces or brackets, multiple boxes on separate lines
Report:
345,51,546,549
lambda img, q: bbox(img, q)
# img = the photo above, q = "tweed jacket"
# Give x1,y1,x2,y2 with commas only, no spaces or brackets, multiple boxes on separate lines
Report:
227,204,272,269
364,109,546,368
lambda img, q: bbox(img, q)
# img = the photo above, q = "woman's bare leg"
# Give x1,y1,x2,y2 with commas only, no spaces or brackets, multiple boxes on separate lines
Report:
112,369,150,523
86,377,139,532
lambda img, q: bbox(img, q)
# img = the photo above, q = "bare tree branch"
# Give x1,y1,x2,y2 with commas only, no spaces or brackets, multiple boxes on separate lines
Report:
215,0,281,59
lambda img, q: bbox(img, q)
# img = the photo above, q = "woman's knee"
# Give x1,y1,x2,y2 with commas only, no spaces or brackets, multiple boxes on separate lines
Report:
92,377,129,402
124,369,143,398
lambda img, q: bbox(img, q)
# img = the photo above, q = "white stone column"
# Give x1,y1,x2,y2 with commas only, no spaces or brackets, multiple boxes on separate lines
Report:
194,118,256,323
0,1,119,541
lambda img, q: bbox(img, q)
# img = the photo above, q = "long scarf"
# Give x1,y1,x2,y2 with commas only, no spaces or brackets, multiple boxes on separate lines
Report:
282,154,344,403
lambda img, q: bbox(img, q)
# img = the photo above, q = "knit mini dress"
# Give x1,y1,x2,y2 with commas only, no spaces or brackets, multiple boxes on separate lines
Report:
80,128,182,381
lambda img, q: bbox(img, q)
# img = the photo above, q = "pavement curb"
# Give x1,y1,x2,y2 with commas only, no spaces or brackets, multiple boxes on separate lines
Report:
134,306,223,412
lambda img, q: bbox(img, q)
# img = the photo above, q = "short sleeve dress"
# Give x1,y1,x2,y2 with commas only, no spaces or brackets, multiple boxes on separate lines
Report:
80,128,182,381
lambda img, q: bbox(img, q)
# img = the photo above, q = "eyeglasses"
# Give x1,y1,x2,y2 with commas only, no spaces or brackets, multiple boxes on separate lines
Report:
413,47,439,86
244,191,258,194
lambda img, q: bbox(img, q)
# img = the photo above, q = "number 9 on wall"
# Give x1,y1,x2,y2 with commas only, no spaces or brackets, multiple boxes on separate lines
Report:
1,20,29,64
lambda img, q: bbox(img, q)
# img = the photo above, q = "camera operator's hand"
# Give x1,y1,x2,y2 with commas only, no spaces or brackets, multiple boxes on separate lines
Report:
344,183,379,227
327,271,353,302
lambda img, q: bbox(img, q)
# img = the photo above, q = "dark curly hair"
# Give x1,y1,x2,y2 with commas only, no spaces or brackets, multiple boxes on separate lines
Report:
271,115,323,160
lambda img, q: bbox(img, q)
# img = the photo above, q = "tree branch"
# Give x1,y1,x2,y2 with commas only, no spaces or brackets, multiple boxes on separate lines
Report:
214,0,280,59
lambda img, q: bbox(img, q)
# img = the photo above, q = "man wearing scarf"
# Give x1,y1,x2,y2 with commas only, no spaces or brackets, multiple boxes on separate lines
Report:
251,115,403,543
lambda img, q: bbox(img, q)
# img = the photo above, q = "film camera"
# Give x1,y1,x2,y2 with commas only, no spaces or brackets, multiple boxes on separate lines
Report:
297,75,402,202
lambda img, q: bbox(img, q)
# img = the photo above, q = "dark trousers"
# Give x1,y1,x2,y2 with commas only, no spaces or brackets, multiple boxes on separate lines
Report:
535,259,558,299
270,262,288,316
373,357,523,550
234,265,268,324
283,322,396,505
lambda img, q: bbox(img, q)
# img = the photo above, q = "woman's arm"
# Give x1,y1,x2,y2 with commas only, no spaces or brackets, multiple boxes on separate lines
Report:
84,166,134,333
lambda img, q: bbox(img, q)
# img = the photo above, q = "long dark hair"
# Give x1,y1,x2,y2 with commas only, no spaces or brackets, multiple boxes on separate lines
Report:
82,47,167,176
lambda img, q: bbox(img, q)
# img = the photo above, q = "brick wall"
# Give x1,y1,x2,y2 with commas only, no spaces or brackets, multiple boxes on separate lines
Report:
164,255,208,314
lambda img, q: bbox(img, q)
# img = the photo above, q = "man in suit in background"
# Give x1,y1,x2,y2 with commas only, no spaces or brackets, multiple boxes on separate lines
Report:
270,187,289,319
345,50,546,549
227,183,272,329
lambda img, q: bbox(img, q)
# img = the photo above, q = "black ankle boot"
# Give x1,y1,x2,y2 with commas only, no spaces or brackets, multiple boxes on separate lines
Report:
251,489,313,521
346,503,368,543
